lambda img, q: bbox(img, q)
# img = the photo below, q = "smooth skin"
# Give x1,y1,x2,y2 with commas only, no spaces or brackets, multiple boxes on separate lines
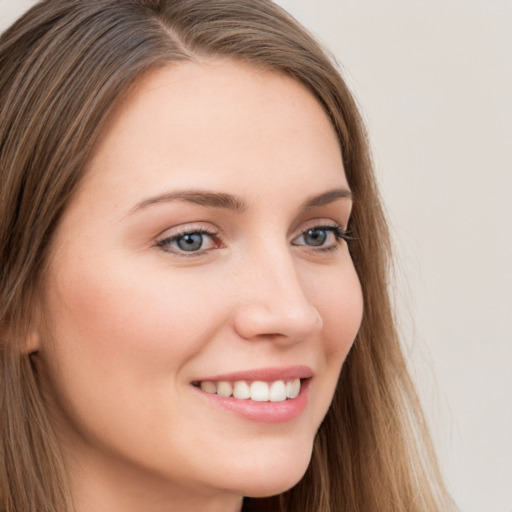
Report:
32,60,364,512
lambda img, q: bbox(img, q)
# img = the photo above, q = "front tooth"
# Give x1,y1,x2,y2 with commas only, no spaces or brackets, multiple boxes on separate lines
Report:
286,378,301,399
269,380,287,402
200,381,217,394
250,381,270,401
216,381,233,398
233,381,250,399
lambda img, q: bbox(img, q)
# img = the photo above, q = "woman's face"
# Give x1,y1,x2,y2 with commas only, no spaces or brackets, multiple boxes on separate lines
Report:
35,61,363,510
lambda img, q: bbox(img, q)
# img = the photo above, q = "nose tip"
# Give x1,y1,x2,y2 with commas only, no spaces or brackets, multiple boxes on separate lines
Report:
234,301,323,343
232,271,323,343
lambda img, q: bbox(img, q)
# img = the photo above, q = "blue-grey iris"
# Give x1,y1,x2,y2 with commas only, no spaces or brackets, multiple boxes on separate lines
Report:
304,228,327,246
177,233,203,251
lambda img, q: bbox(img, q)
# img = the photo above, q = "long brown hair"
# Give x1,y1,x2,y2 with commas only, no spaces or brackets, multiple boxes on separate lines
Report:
0,1,456,511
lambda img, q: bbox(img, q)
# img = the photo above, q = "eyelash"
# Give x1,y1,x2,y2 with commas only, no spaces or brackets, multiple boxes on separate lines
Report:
156,224,351,257
156,226,221,257
293,224,351,253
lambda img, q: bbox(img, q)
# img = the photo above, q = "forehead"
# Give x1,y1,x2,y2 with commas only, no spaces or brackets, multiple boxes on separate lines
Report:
77,59,347,211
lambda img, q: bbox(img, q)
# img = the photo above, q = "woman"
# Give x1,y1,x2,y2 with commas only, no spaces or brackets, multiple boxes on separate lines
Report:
0,1,456,511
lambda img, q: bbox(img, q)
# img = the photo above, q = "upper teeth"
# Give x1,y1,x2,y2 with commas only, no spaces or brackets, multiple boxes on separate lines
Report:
199,379,301,402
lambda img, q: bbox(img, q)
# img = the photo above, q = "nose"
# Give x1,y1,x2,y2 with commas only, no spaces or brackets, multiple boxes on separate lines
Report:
232,246,323,344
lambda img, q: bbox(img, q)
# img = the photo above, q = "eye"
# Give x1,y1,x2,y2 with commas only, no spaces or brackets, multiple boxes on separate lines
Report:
292,225,348,251
157,228,219,255
301,228,329,247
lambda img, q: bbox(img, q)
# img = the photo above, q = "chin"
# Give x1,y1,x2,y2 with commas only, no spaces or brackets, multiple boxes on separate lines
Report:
224,442,313,499
241,476,305,499
240,466,309,499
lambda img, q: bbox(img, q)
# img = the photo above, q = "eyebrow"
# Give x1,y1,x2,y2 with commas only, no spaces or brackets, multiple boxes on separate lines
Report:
129,187,352,215
301,188,352,209
130,190,248,214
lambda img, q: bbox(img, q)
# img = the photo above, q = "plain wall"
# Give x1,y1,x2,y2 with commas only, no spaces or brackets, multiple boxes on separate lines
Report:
1,1,511,511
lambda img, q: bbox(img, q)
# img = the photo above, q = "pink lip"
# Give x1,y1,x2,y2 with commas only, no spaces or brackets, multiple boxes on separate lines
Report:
191,366,313,424
193,365,313,383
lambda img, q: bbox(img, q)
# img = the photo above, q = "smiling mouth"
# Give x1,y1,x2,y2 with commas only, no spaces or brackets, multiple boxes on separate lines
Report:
192,378,303,402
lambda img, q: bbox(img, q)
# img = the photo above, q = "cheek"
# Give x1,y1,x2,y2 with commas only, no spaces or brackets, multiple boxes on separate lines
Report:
297,259,363,434
39,251,235,461
309,262,364,359
43,252,229,383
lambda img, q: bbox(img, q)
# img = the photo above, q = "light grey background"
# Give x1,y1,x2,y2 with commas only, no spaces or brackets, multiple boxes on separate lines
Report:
1,1,511,511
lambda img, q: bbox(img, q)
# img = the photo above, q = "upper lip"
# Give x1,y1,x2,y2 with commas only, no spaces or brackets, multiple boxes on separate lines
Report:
193,365,313,383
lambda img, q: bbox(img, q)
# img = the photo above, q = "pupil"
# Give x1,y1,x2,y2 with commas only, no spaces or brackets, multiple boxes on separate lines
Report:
305,228,326,246
177,233,203,251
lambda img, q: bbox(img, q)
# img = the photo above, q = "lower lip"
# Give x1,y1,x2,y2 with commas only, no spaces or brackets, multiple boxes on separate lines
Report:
194,379,311,424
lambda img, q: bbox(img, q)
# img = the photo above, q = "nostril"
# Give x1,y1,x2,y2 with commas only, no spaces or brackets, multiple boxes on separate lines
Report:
232,300,322,343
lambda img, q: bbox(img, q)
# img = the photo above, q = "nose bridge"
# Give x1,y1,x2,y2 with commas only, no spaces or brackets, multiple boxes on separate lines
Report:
232,239,322,341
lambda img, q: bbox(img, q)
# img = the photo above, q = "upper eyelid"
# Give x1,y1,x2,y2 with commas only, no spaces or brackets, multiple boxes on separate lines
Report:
155,224,221,254
156,218,342,236
290,218,344,238
158,228,217,243
156,218,346,239
156,222,220,240
292,225,345,244
156,229,221,258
